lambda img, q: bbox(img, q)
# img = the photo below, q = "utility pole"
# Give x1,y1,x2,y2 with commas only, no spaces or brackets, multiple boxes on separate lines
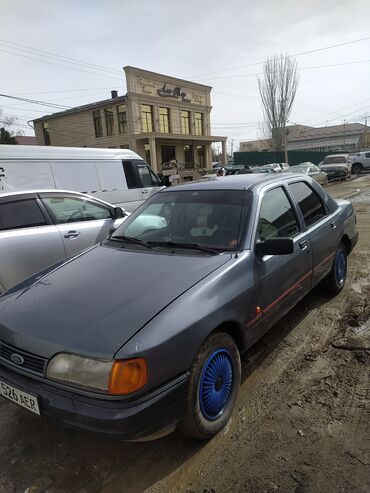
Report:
284,127,289,164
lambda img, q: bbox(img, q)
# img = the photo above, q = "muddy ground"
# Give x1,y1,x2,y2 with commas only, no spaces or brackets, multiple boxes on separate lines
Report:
0,176,369,493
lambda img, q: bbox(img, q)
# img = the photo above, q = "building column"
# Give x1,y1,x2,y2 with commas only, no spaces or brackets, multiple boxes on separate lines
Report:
205,144,211,169
221,140,227,164
149,137,158,173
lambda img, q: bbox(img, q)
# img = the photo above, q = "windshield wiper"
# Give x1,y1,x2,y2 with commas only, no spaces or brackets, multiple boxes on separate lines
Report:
110,235,152,249
147,241,221,254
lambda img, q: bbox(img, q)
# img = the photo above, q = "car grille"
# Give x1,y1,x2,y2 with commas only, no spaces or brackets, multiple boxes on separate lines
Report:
0,340,47,376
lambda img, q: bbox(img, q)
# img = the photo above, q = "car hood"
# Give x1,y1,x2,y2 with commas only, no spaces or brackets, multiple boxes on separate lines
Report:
0,244,231,359
321,164,348,170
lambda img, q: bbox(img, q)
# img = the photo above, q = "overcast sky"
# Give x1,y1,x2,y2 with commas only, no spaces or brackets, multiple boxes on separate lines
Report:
1,0,369,147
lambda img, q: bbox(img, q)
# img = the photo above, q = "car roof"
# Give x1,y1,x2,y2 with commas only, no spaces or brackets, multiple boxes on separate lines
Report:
0,144,143,161
0,189,114,207
163,173,304,192
325,153,349,157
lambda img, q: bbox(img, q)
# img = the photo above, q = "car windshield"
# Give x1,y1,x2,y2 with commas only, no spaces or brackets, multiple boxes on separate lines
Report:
291,164,309,173
112,189,252,251
323,156,347,164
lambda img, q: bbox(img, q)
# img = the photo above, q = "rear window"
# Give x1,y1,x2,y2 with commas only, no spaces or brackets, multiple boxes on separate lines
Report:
323,156,346,164
0,199,47,231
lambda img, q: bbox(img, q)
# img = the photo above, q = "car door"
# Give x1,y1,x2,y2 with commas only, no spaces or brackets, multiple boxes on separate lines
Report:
288,181,340,287
40,193,114,257
254,185,312,329
0,195,65,292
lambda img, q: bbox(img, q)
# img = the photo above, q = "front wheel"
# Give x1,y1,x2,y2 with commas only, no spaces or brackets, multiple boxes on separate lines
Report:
322,242,347,294
178,332,241,440
352,163,362,175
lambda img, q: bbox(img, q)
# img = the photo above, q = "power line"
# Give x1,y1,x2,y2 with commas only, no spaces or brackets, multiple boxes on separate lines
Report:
0,48,124,81
11,87,116,96
0,93,71,109
188,35,370,79
194,58,370,82
0,38,122,75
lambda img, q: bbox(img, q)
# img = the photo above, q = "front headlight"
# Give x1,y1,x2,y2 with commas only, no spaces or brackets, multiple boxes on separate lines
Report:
46,354,147,395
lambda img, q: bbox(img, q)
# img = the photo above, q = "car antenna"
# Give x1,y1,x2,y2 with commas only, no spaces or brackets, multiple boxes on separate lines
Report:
235,189,245,259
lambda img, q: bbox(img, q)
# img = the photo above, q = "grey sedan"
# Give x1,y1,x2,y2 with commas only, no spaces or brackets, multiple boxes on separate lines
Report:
0,190,125,293
0,174,358,440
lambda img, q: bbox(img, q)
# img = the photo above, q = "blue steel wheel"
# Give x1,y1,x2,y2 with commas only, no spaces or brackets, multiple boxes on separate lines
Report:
199,349,233,421
335,250,347,285
178,332,241,440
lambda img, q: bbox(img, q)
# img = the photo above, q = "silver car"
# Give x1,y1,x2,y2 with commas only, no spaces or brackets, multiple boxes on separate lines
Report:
0,190,126,294
287,162,328,184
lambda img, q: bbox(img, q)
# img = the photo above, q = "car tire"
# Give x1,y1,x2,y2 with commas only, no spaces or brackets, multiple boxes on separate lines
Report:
322,242,347,294
352,163,362,175
178,332,241,440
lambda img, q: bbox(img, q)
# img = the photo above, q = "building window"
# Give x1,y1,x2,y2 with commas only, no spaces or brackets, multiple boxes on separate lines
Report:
159,107,170,133
93,110,103,138
197,145,205,167
43,122,50,145
194,112,203,135
141,105,153,133
144,143,151,165
181,110,190,134
105,107,114,136
117,105,127,134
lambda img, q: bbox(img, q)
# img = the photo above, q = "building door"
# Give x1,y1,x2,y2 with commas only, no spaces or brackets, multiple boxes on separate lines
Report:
161,146,176,164
184,145,193,164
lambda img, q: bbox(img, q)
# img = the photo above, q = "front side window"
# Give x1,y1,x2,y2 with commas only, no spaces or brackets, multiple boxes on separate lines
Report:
41,196,111,224
138,165,155,187
117,105,127,134
43,122,50,145
257,187,300,241
289,182,327,228
113,190,252,251
0,199,46,231
93,110,103,138
141,105,153,133
194,112,203,135
159,107,170,133
105,108,114,136
181,110,190,134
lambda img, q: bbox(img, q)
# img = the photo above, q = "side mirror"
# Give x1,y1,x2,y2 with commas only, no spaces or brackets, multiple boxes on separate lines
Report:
113,207,126,219
256,237,294,256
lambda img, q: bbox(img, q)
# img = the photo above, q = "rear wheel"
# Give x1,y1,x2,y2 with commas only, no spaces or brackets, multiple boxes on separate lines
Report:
322,242,347,294
178,332,241,440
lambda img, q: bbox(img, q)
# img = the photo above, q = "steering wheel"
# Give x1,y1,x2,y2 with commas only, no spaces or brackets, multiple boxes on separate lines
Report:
68,210,95,222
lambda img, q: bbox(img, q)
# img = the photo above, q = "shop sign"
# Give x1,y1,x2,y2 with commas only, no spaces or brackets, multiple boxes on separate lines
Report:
137,76,155,94
157,83,191,103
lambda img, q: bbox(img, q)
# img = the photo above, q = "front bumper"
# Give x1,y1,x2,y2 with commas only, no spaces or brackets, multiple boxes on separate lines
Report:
0,361,188,440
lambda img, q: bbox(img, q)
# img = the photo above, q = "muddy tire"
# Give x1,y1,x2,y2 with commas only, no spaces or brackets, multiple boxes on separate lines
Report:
178,332,241,440
322,242,347,294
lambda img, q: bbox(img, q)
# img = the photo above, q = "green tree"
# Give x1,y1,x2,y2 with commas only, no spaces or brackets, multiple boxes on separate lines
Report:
0,127,17,144
0,109,19,144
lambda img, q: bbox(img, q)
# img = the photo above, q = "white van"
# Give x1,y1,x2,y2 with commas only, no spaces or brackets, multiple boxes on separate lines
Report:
0,145,163,212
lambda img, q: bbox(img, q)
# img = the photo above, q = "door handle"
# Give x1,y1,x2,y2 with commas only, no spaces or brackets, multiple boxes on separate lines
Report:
142,189,150,194
64,230,80,239
299,240,308,250
330,220,336,229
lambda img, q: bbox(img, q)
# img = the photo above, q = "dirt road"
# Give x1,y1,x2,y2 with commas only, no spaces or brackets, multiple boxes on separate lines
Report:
0,176,369,493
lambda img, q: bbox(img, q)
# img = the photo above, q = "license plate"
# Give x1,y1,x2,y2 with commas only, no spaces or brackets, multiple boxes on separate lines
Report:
0,379,40,415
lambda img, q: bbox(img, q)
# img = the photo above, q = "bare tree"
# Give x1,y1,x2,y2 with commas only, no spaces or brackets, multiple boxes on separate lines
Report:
258,54,299,152
0,109,23,144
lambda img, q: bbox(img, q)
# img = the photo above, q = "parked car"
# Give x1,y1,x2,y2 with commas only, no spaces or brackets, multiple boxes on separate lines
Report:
250,166,275,174
225,166,252,175
319,154,351,181
0,145,163,212
0,174,358,441
262,163,281,173
0,190,126,294
278,163,290,172
288,162,328,185
350,151,370,174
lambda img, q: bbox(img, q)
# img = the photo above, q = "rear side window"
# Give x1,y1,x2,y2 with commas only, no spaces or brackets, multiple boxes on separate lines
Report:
289,182,327,228
257,187,300,241
0,199,47,231
41,196,111,224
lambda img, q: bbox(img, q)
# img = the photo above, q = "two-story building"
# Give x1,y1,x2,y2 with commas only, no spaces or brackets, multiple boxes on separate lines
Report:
33,66,227,174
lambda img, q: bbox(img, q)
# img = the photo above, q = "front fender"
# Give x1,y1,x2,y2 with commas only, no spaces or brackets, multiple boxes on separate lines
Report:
115,252,258,392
